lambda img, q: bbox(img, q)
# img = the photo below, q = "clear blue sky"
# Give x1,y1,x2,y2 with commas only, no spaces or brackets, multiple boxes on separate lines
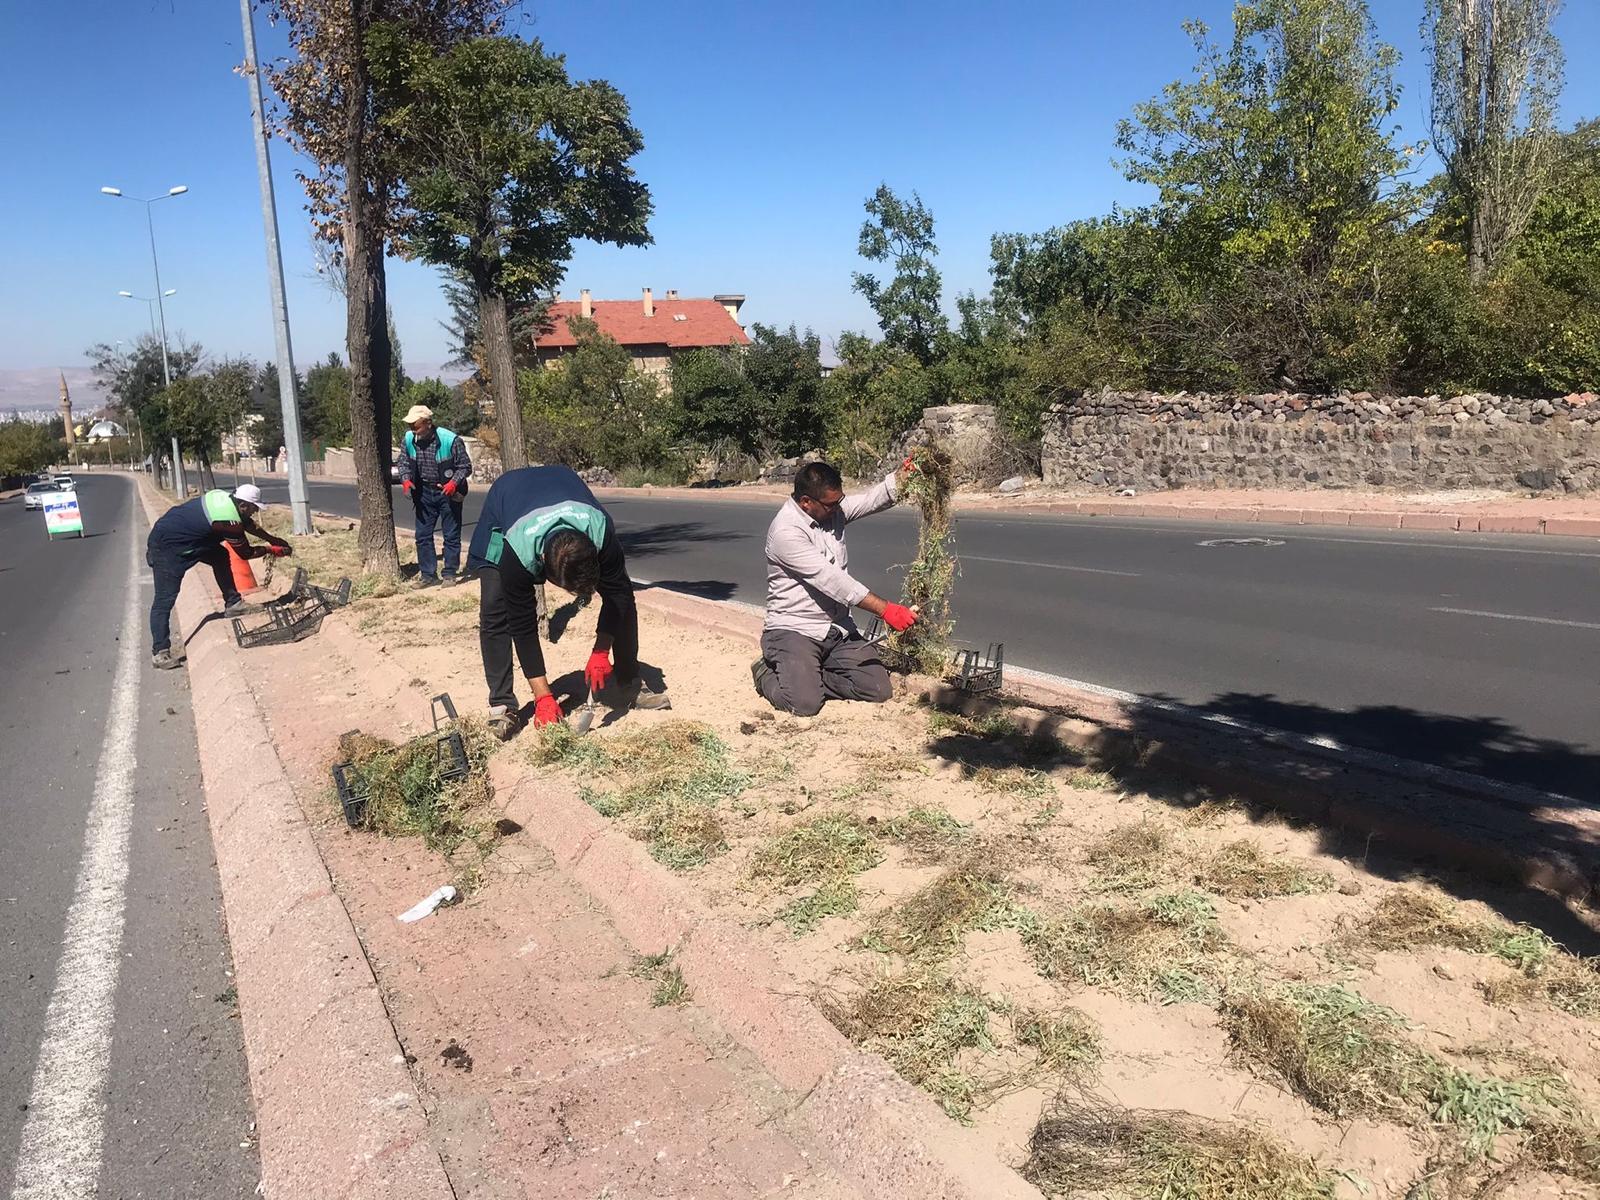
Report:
1,0,1595,389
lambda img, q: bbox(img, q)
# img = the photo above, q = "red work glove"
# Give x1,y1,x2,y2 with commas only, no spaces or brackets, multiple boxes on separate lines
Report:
268,544,291,557
533,694,563,727
585,649,613,691
881,602,918,632
442,480,458,498
402,479,414,496
901,455,916,473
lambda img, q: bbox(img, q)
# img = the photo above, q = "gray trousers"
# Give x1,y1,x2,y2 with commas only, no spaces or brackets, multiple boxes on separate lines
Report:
757,627,892,717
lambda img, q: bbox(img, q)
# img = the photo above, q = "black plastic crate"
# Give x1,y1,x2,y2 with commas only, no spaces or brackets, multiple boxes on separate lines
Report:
331,693,469,830
286,565,353,609
949,643,1004,694
862,616,918,672
333,757,369,827
231,594,329,648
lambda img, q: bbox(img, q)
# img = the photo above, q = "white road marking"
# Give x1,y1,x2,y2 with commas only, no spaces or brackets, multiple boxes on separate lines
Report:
11,524,142,1199
963,554,1140,577
1430,606,1600,631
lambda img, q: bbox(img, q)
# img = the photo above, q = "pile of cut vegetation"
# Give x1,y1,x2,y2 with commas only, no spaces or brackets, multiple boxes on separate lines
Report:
888,441,956,675
335,720,500,888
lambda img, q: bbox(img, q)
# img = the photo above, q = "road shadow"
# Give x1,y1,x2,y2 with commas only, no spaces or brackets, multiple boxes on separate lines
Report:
636,579,738,602
618,521,745,560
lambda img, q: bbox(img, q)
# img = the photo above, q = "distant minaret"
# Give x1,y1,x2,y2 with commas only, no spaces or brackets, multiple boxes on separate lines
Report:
59,371,75,446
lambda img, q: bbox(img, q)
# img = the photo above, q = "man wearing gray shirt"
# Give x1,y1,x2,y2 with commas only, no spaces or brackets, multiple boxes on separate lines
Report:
753,460,919,716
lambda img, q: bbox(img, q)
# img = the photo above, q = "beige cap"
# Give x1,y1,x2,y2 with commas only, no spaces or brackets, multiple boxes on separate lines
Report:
402,404,434,425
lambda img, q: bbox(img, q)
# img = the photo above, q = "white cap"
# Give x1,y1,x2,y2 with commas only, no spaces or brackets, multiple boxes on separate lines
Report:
402,404,434,424
233,483,264,506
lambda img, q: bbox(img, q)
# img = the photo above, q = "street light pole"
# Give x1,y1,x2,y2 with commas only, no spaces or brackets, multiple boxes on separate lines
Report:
240,0,312,535
103,184,188,496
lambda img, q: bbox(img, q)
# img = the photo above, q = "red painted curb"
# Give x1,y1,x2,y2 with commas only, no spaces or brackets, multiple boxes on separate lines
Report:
1541,517,1600,537
131,477,454,1200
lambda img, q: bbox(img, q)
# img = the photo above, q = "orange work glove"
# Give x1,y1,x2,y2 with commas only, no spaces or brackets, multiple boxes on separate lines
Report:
442,480,458,498
533,694,563,727
881,602,918,632
585,649,613,691
401,479,414,496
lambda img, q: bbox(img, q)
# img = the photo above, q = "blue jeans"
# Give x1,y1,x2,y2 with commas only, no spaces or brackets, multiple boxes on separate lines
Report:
147,539,240,653
413,486,463,579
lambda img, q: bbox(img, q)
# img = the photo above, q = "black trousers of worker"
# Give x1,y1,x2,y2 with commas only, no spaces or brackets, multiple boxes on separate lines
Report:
477,564,640,710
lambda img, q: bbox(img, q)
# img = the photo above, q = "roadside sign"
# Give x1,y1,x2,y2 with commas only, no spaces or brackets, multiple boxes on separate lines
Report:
44,489,84,539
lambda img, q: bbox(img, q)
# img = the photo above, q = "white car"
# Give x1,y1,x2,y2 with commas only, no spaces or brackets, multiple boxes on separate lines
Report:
24,481,62,510
51,474,75,488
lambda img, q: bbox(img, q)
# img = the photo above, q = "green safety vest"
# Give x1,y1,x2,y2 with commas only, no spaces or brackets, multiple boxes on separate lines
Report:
489,500,610,581
403,427,457,462
202,489,241,524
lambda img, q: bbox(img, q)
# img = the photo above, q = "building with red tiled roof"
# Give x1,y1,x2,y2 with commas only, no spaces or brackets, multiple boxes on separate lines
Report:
532,288,750,381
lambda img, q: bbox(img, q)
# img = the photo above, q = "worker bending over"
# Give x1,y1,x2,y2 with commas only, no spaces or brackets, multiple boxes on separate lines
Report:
467,465,668,739
147,482,291,670
753,460,917,716
397,402,471,586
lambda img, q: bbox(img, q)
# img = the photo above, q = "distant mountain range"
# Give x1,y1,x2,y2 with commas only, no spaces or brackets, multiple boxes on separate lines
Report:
0,361,472,414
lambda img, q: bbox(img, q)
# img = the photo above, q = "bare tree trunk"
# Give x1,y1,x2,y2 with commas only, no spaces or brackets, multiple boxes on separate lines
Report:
480,286,528,471
371,183,394,465
343,0,400,578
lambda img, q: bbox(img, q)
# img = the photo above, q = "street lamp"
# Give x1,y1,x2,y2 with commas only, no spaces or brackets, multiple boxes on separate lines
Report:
103,184,188,495
116,288,176,340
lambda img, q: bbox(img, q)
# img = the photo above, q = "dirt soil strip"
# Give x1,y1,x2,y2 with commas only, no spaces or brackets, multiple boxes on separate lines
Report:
131,478,455,1200
635,587,1600,906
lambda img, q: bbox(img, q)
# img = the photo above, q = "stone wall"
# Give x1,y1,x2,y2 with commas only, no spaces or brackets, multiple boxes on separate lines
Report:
1041,391,1600,493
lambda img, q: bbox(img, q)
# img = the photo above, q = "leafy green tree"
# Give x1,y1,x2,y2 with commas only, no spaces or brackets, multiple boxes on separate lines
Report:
0,419,59,477
370,30,652,471
852,185,948,365
520,318,671,471
744,323,829,454
393,376,479,439
304,352,354,445
250,363,289,458
822,333,939,478
86,333,203,449
669,348,756,454
1425,0,1565,283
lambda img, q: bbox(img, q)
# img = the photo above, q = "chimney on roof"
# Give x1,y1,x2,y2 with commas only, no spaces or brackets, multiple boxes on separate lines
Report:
713,293,746,322
665,289,679,301
642,287,654,317
580,288,592,319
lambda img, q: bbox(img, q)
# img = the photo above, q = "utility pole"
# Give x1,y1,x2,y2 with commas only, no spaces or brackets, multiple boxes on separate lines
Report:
240,0,312,535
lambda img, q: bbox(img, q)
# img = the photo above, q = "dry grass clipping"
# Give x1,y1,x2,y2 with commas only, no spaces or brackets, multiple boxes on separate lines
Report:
1085,820,1174,893
822,970,995,1119
888,442,956,675
883,806,970,862
532,720,745,870
1026,890,1227,1004
862,849,1010,959
261,508,415,598
1349,888,1599,1017
753,812,883,932
1023,1100,1335,1200
1191,839,1331,899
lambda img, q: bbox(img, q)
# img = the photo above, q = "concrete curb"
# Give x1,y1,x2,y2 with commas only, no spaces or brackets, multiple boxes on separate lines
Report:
628,586,1599,904
129,477,453,1200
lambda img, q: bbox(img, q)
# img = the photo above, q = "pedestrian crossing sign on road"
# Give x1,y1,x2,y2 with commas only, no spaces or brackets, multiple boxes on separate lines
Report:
44,489,84,538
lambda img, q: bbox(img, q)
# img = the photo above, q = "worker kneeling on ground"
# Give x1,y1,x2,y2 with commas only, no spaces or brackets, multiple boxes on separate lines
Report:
467,465,669,739
398,402,471,587
147,482,291,670
753,460,917,716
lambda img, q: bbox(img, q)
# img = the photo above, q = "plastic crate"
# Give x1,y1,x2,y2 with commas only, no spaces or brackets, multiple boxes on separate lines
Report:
231,594,329,648
948,643,1004,694
330,693,469,830
286,565,353,609
862,616,918,673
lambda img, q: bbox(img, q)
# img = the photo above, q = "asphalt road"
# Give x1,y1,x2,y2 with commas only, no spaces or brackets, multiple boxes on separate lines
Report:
0,475,258,1197
255,476,1600,801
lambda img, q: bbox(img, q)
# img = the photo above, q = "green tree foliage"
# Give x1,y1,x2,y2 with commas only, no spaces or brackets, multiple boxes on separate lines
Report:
393,376,480,439
669,323,829,459
519,318,671,471
669,348,754,454
0,419,59,477
86,333,203,448
304,352,354,445
250,363,288,458
852,185,949,365
369,29,652,470
822,333,940,478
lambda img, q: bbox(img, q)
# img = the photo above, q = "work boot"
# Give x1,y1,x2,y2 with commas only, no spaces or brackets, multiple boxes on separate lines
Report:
487,705,523,742
413,574,439,590
751,656,774,698
616,679,672,711
443,573,464,587
222,599,258,617
152,648,184,670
